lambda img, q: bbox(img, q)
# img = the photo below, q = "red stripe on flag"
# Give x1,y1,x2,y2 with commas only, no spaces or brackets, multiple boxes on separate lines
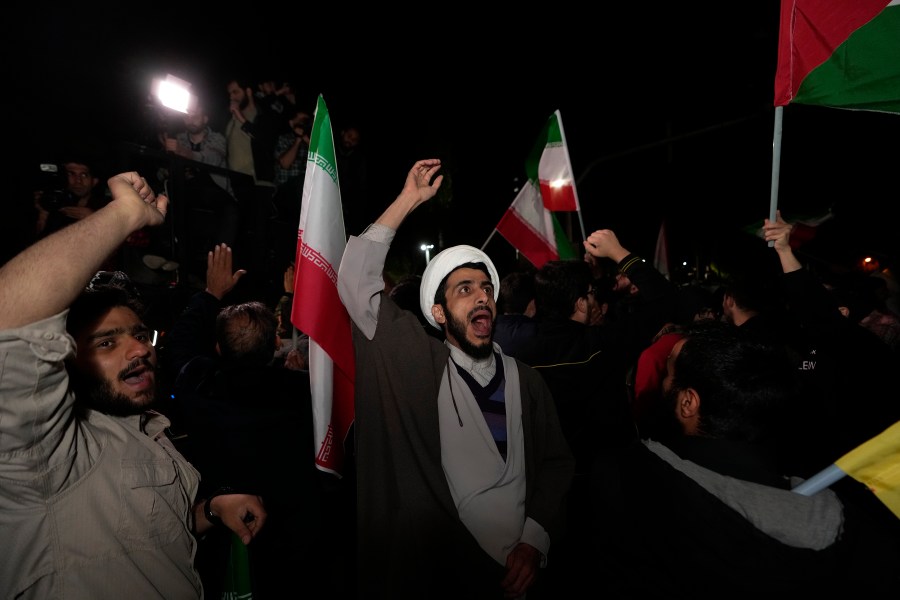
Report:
291,244,356,375
539,181,578,212
496,208,559,269
314,363,354,474
774,0,890,106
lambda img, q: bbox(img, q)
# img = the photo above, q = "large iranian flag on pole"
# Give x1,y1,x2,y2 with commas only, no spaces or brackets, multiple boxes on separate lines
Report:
495,180,577,269
774,0,900,112
291,94,355,477
527,110,581,211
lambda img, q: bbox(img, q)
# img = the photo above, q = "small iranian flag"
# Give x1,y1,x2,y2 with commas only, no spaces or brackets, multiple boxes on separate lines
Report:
495,181,577,269
774,0,900,112
291,94,355,478
490,110,582,268
527,110,581,211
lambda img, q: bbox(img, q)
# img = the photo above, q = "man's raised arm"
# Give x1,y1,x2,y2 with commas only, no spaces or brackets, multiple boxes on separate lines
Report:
0,172,168,329
337,159,443,338
370,159,443,231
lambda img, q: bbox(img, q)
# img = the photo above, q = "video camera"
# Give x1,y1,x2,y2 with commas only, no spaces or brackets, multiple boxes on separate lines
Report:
35,163,77,211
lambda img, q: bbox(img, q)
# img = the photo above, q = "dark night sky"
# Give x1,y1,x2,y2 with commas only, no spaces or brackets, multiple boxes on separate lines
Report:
9,4,900,278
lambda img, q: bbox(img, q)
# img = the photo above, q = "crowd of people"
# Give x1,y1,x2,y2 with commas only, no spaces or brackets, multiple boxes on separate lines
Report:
4,78,900,597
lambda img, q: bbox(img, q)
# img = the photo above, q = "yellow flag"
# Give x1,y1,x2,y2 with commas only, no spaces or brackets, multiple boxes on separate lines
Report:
835,421,900,519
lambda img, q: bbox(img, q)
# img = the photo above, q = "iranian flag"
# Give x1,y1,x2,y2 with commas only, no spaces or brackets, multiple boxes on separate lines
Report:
527,110,581,211
495,181,577,269
774,0,900,112
291,94,355,477
490,110,581,268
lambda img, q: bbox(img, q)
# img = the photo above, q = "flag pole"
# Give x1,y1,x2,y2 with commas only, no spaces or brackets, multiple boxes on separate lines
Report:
481,227,499,251
791,464,846,496
768,106,784,248
555,110,588,243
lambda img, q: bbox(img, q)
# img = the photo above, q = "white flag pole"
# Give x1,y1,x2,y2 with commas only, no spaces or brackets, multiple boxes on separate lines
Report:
768,106,784,248
555,110,587,243
481,228,499,251
791,464,846,496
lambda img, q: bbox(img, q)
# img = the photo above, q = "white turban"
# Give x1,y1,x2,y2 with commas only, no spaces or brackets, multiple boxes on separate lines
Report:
419,245,500,330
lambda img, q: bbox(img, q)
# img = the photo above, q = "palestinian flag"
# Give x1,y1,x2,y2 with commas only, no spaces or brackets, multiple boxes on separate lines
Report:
774,0,900,112
742,209,834,249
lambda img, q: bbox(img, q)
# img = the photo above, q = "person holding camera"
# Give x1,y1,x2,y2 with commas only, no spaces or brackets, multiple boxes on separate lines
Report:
269,105,313,264
34,157,109,239
271,105,312,221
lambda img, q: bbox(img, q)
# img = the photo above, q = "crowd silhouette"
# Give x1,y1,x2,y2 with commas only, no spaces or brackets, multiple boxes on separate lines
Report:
4,73,900,599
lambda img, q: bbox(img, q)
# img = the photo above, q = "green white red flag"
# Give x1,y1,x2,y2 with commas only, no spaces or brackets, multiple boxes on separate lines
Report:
491,110,582,268
495,180,577,269
774,0,900,112
291,94,355,477
527,110,581,211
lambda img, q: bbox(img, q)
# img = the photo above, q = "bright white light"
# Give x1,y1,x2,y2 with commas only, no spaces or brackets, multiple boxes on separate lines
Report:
420,243,434,263
153,75,194,114
549,178,569,189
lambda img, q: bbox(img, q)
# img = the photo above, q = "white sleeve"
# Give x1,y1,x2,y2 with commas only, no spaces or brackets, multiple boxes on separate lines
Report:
337,225,396,340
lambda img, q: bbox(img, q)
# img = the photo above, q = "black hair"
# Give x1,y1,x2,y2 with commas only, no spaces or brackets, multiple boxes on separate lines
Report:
498,270,536,315
669,320,796,442
67,274,146,339
533,259,594,321
433,262,492,308
215,301,278,366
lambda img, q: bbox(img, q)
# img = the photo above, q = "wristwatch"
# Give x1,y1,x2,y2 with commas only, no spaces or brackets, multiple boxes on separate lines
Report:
203,487,234,526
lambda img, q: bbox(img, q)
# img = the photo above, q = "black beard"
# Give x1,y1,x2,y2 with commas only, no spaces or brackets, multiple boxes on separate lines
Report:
71,360,157,417
445,307,494,360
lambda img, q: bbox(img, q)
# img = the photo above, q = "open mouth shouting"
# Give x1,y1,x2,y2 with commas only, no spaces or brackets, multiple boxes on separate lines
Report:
469,308,494,339
119,359,155,393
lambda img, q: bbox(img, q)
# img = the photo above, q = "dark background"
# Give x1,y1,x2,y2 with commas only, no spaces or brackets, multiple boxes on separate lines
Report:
7,4,900,280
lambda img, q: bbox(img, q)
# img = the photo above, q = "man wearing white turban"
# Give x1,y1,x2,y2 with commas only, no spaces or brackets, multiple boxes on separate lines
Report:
338,159,574,599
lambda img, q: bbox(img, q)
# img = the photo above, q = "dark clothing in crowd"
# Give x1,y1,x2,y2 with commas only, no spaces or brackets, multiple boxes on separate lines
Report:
591,437,900,597
163,290,338,598
493,313,538,358
775,267,900,477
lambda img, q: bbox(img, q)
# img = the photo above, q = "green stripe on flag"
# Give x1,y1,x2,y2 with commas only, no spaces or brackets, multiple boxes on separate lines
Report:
551,214,577,260
307,95,338,184
524,113,562,182
795,4,900,112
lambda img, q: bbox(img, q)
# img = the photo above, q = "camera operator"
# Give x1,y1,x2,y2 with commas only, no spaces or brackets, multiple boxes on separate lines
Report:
34,157,109,239
271,106,311,225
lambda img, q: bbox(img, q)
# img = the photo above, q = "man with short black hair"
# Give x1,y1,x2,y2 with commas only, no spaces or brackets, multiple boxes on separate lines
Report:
34,156,108,238
0,171,266,599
